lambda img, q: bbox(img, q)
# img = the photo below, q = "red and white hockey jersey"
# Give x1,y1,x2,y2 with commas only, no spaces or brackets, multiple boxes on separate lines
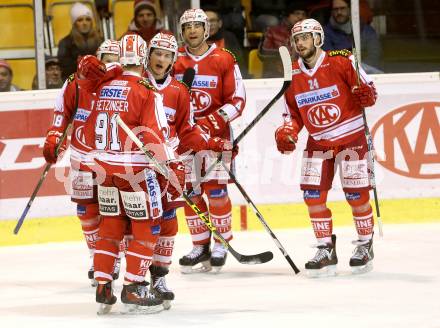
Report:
144,70,211,154
172,44,246,122
83,71,174,175
48,74,95,168
283,50,376,146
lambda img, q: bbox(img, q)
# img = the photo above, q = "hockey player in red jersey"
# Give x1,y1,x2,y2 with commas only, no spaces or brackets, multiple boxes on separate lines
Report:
96,39,120,64
142,32,232,304
274,19,377,276
83,34,184,314
43,40,120,286
173,9,246,273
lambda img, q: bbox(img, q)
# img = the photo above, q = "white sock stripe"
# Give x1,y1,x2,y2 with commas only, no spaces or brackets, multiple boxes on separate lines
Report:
191,231,211,241
210,213,232,219
152,254,172,264
216,230,232,240
124,272,146,282
94,250,119,258
94,271,113,280
157,236,175,242
186,213,209,220
311,218,333,222
353,214,373,221
125,251,153,260
83,228,99,235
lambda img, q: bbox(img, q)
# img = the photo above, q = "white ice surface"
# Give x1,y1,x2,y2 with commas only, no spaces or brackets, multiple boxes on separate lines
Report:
0,224,439,328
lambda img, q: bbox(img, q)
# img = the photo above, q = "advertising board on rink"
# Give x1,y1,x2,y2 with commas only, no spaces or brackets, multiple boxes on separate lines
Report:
0,73,439,220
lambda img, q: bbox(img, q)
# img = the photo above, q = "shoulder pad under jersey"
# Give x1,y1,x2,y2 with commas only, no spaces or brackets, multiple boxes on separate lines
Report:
176,78,191,91
138,78,157,91
328,49,352,57
220,48,237,62
67,73,75,83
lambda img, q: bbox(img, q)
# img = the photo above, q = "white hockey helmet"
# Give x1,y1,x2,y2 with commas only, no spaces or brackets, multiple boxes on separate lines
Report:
119,34,147,66
145,32,178,73
178,8,210,42
291,18,325,52
96,39,120,61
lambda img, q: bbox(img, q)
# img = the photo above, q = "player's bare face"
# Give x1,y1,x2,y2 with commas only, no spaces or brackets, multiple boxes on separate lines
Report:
101,53,119,64
294,33,316,60
75,16,93,34
148,48,173,78
182,22,205,49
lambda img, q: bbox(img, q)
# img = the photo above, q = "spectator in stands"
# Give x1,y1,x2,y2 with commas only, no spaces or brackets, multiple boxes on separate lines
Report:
58,2,103,80
0,60,20,92
251,0,286,32
122,0,170,44
260,3,308,56
204,8,245,74
202,0,245,45
32,57,63,90
323,0,383,73
258,3,308,78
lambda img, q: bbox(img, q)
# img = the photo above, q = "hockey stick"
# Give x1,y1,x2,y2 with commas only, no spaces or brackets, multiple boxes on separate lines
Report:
349,20,383,237
14,81,79,234
187,46,292,195
235,45,291,146
220,161,300,274
115,115,273,265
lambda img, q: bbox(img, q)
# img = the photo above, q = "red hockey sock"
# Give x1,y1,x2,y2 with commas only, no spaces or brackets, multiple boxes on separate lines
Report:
353,207,374,240
94,239,119,282
125,240,154,283
184,197,211,245
153,216,178,266
77,203,100,251
310,208,333,244
209,196,232,243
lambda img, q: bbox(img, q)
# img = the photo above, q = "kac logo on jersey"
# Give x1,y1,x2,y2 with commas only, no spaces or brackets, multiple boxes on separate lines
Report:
192,75,218,89
191,90,212,112
74,125,90,150
99,86,130,100
74,108,91,122
295,85,339,108
164,106,176,122
307,103,341,128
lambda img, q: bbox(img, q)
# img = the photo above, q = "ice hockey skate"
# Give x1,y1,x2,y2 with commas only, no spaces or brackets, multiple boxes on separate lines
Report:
350,237,374,274
150,265,174,310
121,281,164,314
88,264,97,287
96,281,117,315
305,234,338,278
210,242,228,273
179,244,212,274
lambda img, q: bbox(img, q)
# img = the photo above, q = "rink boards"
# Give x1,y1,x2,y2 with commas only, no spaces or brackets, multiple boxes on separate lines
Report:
0,72,439,244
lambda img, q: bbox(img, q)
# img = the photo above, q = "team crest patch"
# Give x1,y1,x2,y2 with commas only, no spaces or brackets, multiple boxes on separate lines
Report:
138,78,157,91
221,48,237,62
328,49,351,57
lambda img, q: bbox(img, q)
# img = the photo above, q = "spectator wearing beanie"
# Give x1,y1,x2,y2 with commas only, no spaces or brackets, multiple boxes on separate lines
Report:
122,0,171,43
58,2,103,80
0,60,20,92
